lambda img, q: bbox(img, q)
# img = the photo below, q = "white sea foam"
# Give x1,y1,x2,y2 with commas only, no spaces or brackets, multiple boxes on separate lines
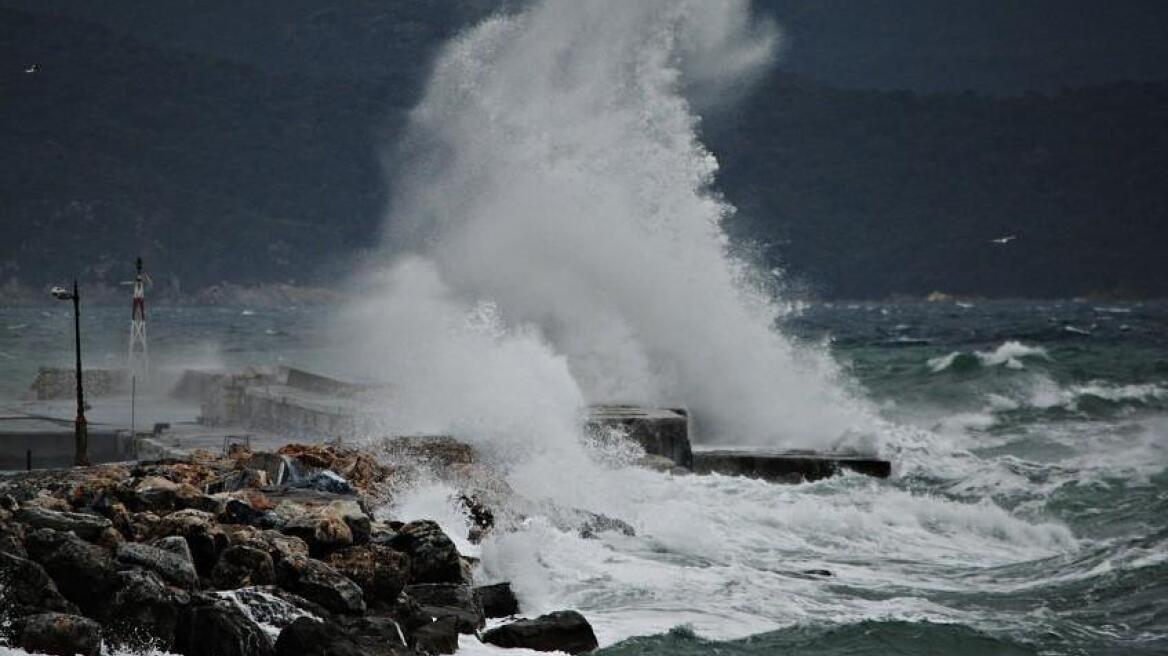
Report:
342,0,866,449
928,341,1050,373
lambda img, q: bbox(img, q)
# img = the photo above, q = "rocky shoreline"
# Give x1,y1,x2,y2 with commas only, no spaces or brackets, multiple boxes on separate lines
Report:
0,438,602,655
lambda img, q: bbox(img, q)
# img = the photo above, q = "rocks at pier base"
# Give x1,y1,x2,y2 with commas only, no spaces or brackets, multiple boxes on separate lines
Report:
117,540,200,589
104,568,191,650
475,582,520,618
0,551,78,616
0,441,611,656
482,610,599,654
691,449,892,483
14,506,112,540
15,612,102,656
406,583,484,634
276,554,367,615
173,596,275,656
390,520,467,584
412,617,461,654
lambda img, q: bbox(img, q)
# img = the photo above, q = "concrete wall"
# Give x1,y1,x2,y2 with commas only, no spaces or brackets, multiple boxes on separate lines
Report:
0,430,133,470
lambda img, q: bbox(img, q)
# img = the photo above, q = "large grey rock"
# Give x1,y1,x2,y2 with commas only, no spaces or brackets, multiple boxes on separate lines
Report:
117,541,200,590
14,506,112,541
412,617,460,655
105,568,192,650
475,582,520,618
17,612,102,656
325,544,410,605
277,500,367,556
405,583,483,634
24,528,115,615
389,521,465,584
0,551,78,616
0,521,27,557
276,555,366,615
274,617,413,656
482,610,599,654
173,596,274,656
212,544,276,589
156,509,229,576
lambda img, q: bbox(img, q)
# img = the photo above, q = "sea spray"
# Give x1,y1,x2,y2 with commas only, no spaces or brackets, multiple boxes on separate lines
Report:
344,0,864,448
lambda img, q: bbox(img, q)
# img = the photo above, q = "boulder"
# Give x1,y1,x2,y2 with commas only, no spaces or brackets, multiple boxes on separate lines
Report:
389,521,465,584
221,498,282,529
277,500,368,556
105,568,192,650
276,555,366,615
405,583,483,633
173,596,275,656
0,551,79,616
14,506,112,541
482,610,599,654
475,582,520,618
411,617,460,655
324,545,410,605
0,521,28,557
117,541,200,590
24,528,115,615
16,612,102,656
212,544,276,589
156,509,229,576
213,587,322,635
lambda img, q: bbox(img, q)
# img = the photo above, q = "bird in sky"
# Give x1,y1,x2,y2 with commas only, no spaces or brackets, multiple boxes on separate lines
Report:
990,235,1017,244
24,63,37,74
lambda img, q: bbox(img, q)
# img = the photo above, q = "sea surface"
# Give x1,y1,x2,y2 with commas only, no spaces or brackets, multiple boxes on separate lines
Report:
2,300,1164,656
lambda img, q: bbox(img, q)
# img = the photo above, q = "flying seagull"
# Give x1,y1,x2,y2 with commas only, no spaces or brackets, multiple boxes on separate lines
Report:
24,64,38,74
990,235,1017,245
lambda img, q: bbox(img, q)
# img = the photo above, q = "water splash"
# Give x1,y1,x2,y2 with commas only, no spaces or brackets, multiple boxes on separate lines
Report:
343,0,864,449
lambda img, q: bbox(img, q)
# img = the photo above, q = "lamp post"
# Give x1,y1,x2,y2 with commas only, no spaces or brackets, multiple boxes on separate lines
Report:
50,280,88,466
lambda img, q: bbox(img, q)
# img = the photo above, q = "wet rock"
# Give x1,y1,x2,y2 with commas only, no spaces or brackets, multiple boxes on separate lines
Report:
212,587,322,636
156,509,229,576
382,436,477,468
24,528,114,615
482,610,599,654
0,521,27,557
411,616,460,655
475,582,520,618
577,511,635,539
390,521,465,584
325,544,410,605
276,554,366,615
117,541,200,590
14,506,112,541
279,501,358,556
95,525,126,549
173,595,275,656
16,612,102,656
405,583,483,634
0,551,79,616
222,498,282,529
212,544,276,589
273,616,414,656
105,568,192,650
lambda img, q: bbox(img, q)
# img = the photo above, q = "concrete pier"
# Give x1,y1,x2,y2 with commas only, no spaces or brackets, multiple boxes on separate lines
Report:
585,405,692,468
692,448,891,483
0,417,132,469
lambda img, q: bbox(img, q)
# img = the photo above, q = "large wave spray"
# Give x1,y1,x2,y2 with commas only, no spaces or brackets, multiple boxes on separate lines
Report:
345,0,865,449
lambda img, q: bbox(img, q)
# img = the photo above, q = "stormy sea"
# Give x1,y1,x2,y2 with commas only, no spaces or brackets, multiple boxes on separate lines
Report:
2,1,1165,655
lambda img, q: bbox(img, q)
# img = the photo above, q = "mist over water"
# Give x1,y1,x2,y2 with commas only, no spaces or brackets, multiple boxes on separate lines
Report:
346,0,863,449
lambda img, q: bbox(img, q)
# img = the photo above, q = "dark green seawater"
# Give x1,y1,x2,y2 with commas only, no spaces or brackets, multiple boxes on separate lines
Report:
596,300,1167,656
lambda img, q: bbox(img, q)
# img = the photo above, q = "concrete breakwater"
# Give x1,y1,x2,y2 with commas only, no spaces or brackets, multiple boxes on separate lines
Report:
186,366,890,484
0,438,602,655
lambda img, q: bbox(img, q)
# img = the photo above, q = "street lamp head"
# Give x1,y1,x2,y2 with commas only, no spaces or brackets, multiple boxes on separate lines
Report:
50,286,73,301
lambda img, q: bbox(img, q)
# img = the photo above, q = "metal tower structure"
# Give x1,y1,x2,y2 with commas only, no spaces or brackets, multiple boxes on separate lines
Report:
128,257,150,380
